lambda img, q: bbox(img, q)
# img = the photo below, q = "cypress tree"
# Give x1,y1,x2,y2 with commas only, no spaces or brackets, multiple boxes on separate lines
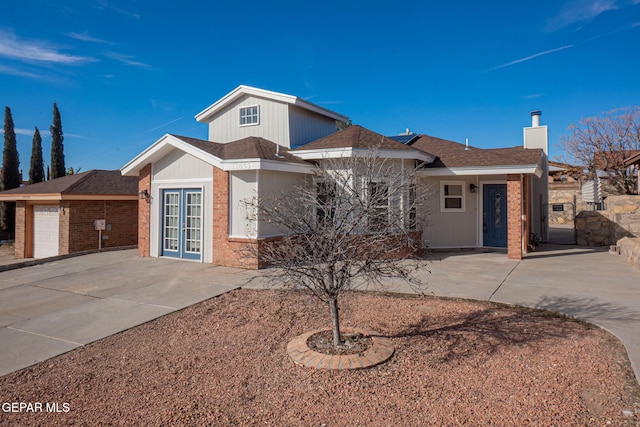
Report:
1,106,20,234
29,127,45,184
50,102,65,179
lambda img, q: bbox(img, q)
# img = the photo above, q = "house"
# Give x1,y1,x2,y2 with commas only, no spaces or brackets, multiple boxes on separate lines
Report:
0,170,138,258
121,85,548,268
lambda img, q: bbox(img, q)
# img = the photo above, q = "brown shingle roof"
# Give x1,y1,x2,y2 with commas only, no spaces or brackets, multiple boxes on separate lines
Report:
411,135,543,168
171,135,310,165
292,125,418,152
0,170,138,196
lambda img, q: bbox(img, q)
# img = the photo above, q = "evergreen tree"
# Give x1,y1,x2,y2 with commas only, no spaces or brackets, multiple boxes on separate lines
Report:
50,102,65,179
29,127,45,184
1,106,20,234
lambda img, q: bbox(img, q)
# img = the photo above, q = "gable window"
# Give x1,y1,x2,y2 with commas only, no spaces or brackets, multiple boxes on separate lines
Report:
441,181,465,212
239,105,259,126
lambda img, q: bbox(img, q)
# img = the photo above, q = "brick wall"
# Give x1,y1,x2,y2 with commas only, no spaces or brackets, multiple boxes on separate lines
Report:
58,201,70,255
14,201,26,258
66,200,137,253
138,164,151,257
212,166,260,269
507,174,523,260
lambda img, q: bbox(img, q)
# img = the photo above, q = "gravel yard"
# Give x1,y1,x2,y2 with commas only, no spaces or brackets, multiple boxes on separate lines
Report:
1,288,639,426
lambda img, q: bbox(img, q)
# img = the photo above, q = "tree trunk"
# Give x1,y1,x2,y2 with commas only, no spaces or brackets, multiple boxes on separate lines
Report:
329,297,342,347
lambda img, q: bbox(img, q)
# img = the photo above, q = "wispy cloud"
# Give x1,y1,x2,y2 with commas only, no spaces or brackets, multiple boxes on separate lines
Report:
489,45,574,71
0,64,47,80
523,93,545,99
547,0,619,31
67,31,112,44
93,0,140,19
0,30,96,65
135,117,184,137
104,51,150,68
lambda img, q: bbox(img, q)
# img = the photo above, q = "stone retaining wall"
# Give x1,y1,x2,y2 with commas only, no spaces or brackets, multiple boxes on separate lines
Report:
575,195,640,270
618,237,640,271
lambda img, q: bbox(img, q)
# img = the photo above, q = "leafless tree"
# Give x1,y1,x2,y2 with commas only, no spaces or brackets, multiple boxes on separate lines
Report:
244,149,431,347
560,106,640,195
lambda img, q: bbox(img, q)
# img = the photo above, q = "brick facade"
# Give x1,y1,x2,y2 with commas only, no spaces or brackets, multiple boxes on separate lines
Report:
507,174,523,260
138,164,152,257
212,166,260,269
14,201,26,258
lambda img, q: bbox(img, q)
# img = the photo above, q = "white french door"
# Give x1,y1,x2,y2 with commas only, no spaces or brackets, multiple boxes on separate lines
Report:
162,189,202,260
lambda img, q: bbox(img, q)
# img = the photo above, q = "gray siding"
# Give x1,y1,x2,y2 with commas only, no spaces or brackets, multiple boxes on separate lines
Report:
256,170,307,237
288,105,338,147
207,95,291,146
229,170,258,238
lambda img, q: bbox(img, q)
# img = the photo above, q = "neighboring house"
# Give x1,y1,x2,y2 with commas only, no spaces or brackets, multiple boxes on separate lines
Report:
121,85,548,268
0,170,138,259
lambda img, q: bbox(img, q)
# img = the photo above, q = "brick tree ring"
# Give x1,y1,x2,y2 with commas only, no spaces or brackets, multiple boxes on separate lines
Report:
286,327,394,370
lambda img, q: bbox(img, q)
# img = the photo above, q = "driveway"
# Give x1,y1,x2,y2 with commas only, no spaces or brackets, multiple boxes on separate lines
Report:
1,245,639,384
0,250,263,376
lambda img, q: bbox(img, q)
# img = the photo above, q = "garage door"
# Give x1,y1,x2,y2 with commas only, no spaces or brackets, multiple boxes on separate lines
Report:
33,206,59,258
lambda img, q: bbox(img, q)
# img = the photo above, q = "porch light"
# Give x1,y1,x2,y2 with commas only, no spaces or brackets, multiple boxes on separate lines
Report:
138,189,150,201
469,183,477,193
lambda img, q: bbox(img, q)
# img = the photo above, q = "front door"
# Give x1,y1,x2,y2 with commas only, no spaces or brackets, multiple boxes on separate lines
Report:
162,189,202,260
483,184,507,248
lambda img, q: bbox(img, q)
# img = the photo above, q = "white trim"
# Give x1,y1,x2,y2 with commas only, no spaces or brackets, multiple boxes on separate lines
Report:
121,134,316,176
152,178,212,185
293,147,435,163
419,165,542,177
195,85,349,123
440,180,465,213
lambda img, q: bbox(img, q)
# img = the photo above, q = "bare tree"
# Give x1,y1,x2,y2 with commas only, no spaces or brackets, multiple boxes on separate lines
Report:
244,149,430,347
560,106,640,195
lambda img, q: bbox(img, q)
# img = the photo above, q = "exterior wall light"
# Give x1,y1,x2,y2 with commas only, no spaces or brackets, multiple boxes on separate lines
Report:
138,189,150,201
469,183,477,193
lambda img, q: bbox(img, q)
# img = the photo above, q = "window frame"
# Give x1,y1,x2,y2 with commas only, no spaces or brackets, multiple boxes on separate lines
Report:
239,105,259,127
440,180,465,212
367,180,390,232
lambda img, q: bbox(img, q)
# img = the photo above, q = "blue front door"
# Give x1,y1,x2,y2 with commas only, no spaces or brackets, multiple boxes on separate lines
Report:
483,184,507,248
162,189,202,260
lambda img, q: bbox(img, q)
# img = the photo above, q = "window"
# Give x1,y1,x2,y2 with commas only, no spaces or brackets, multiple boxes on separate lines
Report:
368,181,389,232
441,181,465,212
239,105,259,126
408,184,417,230
316,181,336,227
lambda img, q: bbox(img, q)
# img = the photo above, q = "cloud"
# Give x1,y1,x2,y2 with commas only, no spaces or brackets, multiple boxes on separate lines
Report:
547,0,619,31
0,30,96,65
523,93,545,99
135,117,184,137
67,32,112,44
104,51,151,68
0,64,48,80
93,0,140,19
489,45,574,71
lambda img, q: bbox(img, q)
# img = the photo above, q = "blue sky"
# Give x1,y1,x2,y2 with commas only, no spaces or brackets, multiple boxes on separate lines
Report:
1,0,639,172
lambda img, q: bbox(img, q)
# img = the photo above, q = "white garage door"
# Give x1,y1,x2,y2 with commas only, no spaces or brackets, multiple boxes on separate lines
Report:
33,206,60,258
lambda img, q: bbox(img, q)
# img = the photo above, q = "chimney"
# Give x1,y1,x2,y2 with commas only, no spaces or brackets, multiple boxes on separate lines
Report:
531,110,541,127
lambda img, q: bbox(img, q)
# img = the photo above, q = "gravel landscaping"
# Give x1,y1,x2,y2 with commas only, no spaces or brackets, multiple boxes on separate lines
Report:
1,288,639,426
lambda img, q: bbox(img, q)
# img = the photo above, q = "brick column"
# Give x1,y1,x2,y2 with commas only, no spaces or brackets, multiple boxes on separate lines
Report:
507,174,523,260
138,164,152,257
212,166,230,266
14,201,26,259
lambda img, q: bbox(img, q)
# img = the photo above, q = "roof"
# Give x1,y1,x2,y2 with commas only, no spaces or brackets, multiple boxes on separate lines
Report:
409,134,544,177
172,135,309,165
121,134,315,176
194,85,350,123
292,125,435,162
0,170,138,201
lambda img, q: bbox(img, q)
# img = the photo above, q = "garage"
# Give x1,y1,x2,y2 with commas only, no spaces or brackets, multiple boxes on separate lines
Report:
33,206,60,258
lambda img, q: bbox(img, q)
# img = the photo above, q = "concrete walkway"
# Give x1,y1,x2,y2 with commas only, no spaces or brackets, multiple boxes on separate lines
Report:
0,245,639,384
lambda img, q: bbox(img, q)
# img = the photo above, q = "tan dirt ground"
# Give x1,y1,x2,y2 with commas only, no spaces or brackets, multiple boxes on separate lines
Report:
1,289,639,426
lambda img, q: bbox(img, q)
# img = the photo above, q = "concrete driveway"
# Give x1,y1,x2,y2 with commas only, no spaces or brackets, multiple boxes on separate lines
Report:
1,245,639,384
0,250,263,376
